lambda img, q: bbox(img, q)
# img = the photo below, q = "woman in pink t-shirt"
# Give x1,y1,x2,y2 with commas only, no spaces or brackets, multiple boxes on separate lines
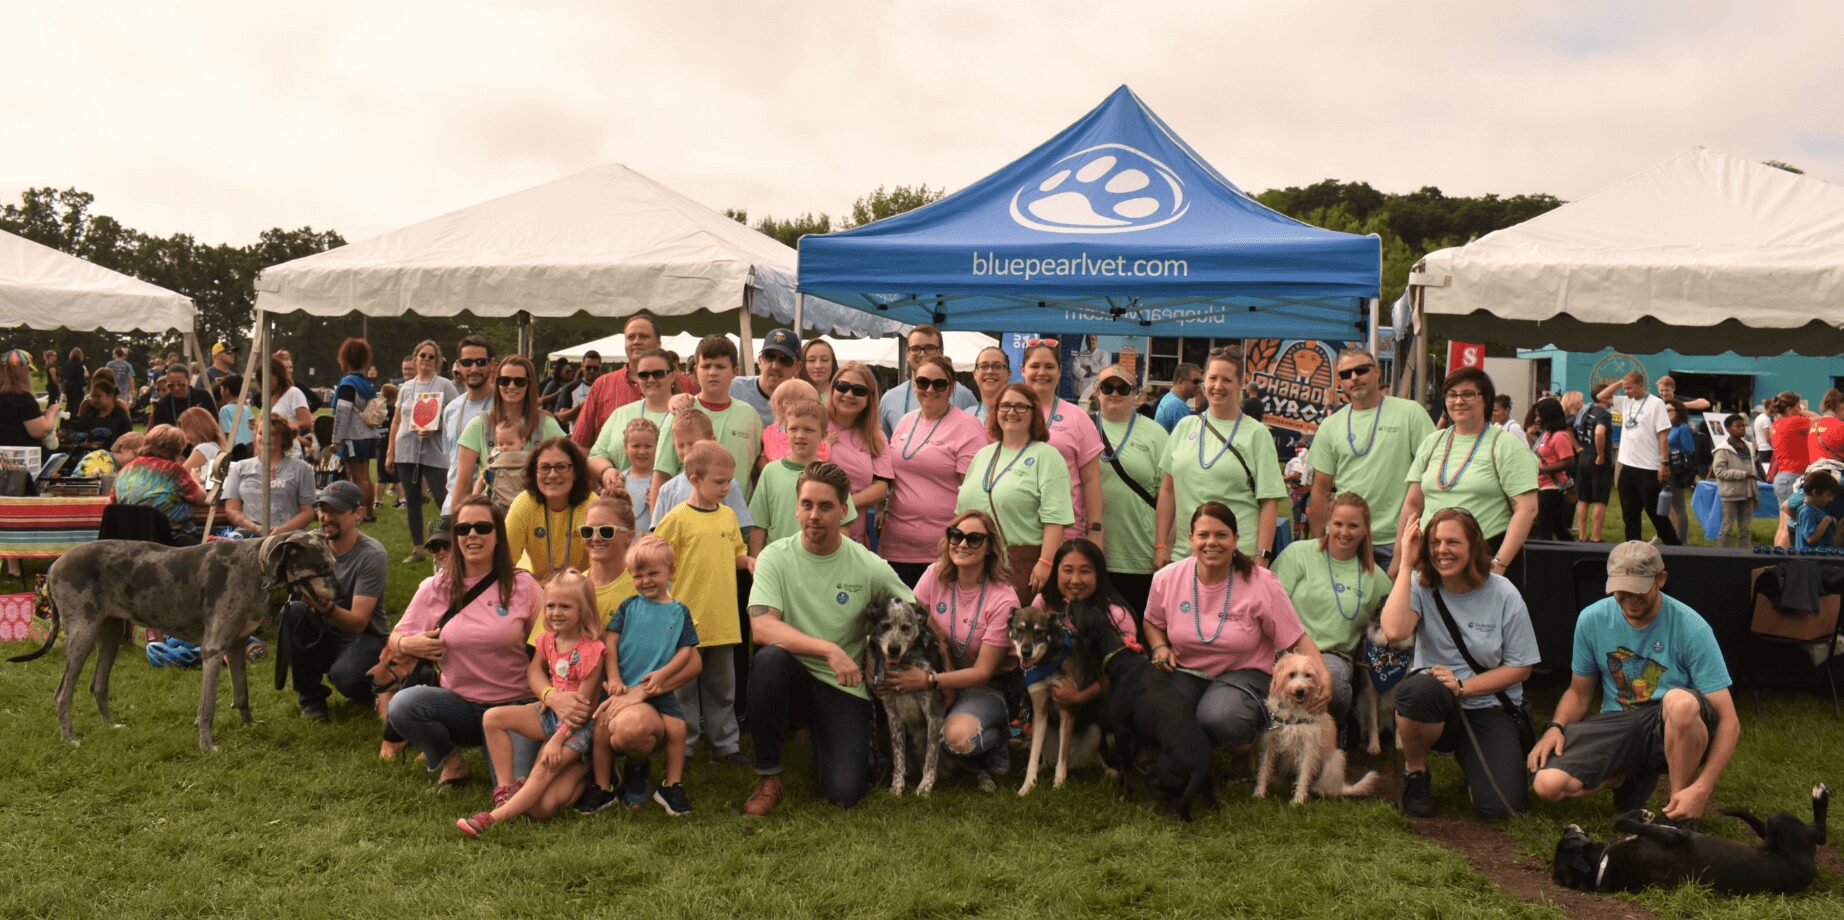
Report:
387,495,544,787
1020,342,1104,542
884,355,992,585
1145,501,1332,752
827,362,892,546
885,509,1020,788
1030,540,1143,715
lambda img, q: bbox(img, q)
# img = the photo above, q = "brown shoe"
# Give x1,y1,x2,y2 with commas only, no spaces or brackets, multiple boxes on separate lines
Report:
742,775,784,816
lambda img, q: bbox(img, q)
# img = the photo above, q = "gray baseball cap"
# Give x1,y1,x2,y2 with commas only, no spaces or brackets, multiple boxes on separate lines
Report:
1605,541,1664,594
314,480,365,513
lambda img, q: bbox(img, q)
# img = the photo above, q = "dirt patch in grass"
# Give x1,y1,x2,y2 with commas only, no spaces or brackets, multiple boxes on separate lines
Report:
1406,816,1657,920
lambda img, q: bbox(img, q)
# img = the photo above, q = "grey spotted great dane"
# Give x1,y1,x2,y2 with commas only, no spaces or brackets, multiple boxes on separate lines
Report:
9,531,339,749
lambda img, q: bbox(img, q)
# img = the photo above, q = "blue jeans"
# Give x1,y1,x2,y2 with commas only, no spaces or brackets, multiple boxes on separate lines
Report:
386,685,538,783
1372,543,1394,572
747,646,871,807
945,686,1010,771
276,600,383,708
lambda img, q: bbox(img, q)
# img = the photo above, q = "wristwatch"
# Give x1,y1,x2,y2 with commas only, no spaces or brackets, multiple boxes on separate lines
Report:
1260,548,1275,562
1088,522,1103,533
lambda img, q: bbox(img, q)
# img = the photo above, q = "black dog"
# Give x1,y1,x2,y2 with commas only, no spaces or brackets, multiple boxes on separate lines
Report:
1553,784,1828,894
1066,599,1214,820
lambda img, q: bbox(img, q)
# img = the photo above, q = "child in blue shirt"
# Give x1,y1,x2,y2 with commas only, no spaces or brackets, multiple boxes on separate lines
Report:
1794,470,1841,551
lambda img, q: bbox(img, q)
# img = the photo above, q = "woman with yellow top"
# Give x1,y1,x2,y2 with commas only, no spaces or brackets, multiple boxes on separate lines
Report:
1155,346,1285,570
955,383,1072,599
504,438,593,582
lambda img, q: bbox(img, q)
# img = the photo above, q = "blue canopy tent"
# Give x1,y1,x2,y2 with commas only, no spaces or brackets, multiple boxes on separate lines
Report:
798,86,1380,339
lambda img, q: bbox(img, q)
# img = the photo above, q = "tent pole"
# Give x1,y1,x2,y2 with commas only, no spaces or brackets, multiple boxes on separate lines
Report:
517,310,532,359
1413,288,1428,405
1366,298,1379,366
739,289,756,376
794,293,805,339
201,330,264,535
258,312,272,535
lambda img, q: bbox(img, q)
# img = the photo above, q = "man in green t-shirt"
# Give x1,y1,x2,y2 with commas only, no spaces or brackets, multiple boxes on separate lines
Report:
742,462,913,816
1308,347,1435,570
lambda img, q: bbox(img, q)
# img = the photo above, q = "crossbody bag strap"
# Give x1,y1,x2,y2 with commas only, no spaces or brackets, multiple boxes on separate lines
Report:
1200,417,1258,494
438,570,499,630
1429,586,1520,716
1093,412,1156,509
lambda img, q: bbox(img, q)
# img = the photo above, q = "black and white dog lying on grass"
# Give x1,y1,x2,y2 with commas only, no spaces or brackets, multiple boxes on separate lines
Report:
1553,784,1828,895
862,595,947,796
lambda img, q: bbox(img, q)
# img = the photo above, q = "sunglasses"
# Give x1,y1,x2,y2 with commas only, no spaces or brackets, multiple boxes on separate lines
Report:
913,376,951,392
1337,364,1375,380
833,380,871,398
498,376,528,388
1097,379,1134,396
579,524,632,540
760,352,796,367
634,368,669,381
452,521,496,537
416,352,438,361
945,526,989,549
458,357,491,368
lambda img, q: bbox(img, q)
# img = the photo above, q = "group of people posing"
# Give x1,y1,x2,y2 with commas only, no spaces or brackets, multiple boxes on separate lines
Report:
179,317,1739,830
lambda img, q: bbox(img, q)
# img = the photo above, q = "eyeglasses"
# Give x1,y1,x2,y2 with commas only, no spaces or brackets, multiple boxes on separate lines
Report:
416,352,437,361
1097,379,1134,396
974,362,1009,373
1445,390,1482,402
452,521,496,537
760,352,796,367
458,357,491,368
536,463,572,476
913,377,951,393
1337,364,1375,380
634,368,669,381
996,402,1033,416
579,524,632,540
498,376,528,388
945,527,989,549
833,380,871,398
909,343,943,356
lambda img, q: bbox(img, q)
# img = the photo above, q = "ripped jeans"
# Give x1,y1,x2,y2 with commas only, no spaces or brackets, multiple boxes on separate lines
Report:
943,686,1010,773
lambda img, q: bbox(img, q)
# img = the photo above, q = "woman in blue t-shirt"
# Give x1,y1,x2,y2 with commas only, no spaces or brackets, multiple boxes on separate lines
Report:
1661,399,1699,539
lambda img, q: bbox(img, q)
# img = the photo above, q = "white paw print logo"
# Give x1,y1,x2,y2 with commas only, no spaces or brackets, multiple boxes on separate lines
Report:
1010,143,1188,234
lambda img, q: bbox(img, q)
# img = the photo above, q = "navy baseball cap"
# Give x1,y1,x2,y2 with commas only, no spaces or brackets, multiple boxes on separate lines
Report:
761,328,801,363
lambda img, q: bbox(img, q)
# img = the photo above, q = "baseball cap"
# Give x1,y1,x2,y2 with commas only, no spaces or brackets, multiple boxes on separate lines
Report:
1605,541,1664,595
424,516,454,550
211,342,234,357
314,480,365,513
761,328,800,363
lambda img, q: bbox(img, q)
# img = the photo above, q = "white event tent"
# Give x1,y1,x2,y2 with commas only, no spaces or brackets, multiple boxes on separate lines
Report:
1,228,196,333
1408,147,1844,357
252,163,901,359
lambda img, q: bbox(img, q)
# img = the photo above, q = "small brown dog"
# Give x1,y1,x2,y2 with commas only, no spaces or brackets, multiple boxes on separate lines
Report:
365,643,421,759
1254,653,1381,804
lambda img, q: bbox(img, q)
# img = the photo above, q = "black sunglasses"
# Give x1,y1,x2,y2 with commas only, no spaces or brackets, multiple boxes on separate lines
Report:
457,357,491,368
833,380,871,398
913,376,952,392
1337,364,1376,380
1097,379,1134,396
760,352,796,367
578,524,631,540
634,368,669,381
452,521,495,537
416,352,438,361
497,376,528,388
945,526,989,549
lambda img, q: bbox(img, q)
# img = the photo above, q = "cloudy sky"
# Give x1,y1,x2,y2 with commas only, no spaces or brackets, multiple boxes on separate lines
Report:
6,1,1840,244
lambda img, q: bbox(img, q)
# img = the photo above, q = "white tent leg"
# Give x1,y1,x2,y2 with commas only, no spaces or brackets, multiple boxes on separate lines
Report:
739,289,756,376
258,312,272,533
794,292,805,339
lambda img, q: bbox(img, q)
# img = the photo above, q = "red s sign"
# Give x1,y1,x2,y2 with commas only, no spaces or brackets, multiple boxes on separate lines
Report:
1447,341,1484,375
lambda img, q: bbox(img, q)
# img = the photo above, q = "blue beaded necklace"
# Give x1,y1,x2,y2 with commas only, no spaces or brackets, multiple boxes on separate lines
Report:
900,408,948,460
1191,560,1233,645
1435,427,1488,490
1324,543,1363,622
981,444,1028,493
1196,413,1245,471
1346,399,1384,457
948,575,988,652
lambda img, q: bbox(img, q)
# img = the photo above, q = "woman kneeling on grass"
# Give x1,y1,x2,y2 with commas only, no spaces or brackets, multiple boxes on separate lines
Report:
387,496,543,788
1383,507,1539,820
459,569,606,835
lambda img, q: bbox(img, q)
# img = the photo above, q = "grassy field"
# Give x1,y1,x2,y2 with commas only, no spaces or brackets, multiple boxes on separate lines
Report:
0,492,1838,919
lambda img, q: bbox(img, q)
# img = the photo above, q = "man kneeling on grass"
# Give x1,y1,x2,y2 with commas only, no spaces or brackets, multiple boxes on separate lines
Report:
742,461,913,815
1529,541,1740,821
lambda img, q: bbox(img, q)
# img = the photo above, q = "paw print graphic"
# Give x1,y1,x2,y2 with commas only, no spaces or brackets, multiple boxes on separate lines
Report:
1010,144,1188,234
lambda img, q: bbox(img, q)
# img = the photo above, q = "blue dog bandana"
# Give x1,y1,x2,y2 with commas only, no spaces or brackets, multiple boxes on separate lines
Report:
1362,636,1412,693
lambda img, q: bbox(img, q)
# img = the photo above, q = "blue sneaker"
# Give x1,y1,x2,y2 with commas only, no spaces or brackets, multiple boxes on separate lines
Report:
621,757,653,809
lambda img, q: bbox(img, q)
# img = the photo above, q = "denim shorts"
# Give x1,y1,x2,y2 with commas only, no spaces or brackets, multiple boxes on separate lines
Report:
539,707,593,755
646,692,684,722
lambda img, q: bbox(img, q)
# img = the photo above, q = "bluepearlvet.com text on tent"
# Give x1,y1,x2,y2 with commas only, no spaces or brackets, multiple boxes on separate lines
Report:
970,251,1189,281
